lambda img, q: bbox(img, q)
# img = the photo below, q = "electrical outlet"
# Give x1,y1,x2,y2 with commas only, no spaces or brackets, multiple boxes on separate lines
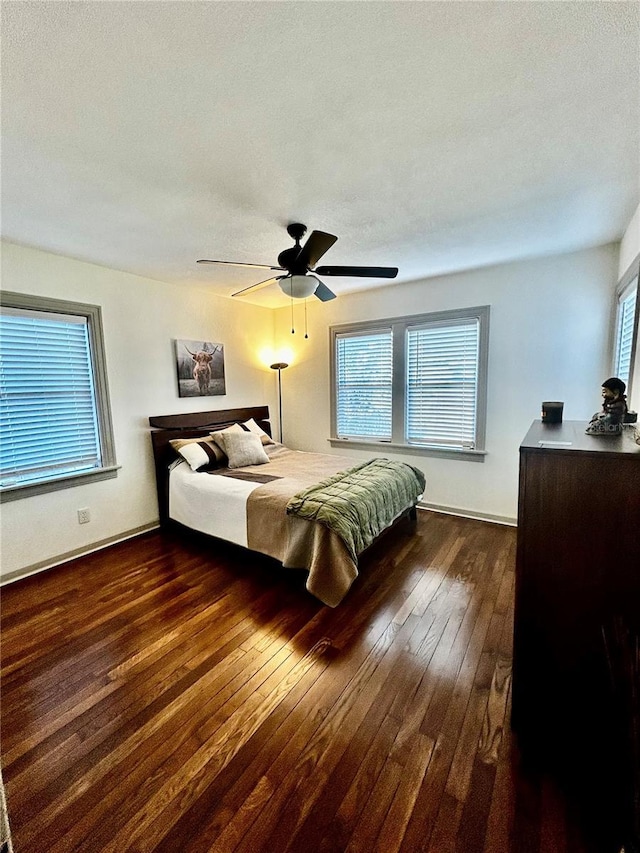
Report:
77,508,91,524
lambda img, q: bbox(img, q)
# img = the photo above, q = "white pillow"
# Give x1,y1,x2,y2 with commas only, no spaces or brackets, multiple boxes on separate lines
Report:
169,437,224,471
224,431,270,468
242,418,276,445
210,422,244,453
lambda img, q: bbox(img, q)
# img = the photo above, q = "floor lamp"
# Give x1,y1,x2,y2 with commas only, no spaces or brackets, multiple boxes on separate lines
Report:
270,362,288,443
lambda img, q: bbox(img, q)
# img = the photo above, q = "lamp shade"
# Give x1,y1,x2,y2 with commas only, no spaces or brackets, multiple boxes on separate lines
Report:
278,275,319,299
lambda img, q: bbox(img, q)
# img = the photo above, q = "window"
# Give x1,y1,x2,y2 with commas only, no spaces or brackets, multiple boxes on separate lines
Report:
613,268,638,388
406,318,480,449
331,306,489,460
335,330,393,440
0,292,118,500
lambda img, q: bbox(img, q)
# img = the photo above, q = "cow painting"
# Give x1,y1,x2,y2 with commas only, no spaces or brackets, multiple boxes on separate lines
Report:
175,339,226,397
186,344,215,395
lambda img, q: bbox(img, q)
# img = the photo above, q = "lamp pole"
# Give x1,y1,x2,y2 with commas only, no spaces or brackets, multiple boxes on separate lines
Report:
270,362,288,443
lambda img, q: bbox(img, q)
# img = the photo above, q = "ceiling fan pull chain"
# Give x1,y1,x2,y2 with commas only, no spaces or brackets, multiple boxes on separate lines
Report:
304,298,309,339
291,280,295,334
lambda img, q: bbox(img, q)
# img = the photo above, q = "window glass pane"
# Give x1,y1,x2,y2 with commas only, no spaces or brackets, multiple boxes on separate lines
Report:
406,320,479,449
614,279,637,386
336,331,392,439
0,309,102,487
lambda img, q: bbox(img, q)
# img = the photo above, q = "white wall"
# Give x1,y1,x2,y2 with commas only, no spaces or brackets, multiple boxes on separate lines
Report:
618,202,640,279
618,202,640,413
275,244,619,522
0,241,277,580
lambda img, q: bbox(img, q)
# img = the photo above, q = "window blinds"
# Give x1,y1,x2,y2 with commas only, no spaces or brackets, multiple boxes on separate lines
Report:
614,279,637,386
406,319,479,449
335,330,393,440
0,308,102,487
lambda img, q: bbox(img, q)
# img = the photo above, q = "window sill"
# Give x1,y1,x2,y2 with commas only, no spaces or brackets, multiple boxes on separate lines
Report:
0,465,120,502
328,438,486,462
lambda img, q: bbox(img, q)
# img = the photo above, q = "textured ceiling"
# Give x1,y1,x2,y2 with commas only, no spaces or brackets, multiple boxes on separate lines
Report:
2,1,639,307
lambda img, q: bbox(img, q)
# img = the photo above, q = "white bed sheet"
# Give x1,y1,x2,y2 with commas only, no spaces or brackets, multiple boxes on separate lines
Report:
169,461,260,547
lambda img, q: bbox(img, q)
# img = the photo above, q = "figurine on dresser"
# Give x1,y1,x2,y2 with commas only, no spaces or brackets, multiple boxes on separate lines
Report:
585,377,628,435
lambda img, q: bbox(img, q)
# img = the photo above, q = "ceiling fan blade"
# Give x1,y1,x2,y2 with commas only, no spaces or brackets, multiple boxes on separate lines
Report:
314,280,337,302
315,265,398,278
231,276,285,297
197,259,284,270
295,231,338,269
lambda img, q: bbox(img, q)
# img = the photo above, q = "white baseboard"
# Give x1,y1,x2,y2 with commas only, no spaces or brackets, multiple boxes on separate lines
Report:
418,501,517,527
1,505,516,587
0,522,160,586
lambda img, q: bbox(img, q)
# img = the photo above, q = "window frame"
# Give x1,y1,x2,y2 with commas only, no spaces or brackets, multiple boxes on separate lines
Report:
612,254,639,394
0,291,118,502
329,306,490,462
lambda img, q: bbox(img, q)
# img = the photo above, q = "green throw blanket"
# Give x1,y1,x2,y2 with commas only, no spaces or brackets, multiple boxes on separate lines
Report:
286,458,425,561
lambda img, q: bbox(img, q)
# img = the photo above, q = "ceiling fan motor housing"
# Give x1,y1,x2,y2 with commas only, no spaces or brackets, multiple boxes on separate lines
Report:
277,247,303,271
278,223,309,273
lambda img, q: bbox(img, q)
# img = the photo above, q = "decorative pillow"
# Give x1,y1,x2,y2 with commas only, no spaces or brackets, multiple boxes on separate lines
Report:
223,431,270,468
241,417,276,445
169,437,225,471
209,422,244,453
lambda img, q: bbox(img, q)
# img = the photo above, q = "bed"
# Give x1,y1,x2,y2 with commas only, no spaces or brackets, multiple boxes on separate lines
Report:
149,406,424,606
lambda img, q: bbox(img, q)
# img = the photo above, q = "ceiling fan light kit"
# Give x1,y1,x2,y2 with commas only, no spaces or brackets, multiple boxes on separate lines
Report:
280,274,319,300
197,222,398,302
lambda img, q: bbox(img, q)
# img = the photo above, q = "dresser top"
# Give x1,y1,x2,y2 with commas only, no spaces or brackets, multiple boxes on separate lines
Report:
521,420,640,458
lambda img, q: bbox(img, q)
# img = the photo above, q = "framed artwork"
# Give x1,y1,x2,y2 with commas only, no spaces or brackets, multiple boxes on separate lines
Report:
175,339,226,397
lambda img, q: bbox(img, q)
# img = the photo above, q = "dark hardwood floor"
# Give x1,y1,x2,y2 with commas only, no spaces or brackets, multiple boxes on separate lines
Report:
0,512,606,851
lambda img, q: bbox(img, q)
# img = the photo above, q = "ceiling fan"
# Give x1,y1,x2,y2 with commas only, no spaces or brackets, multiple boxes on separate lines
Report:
197,223,398,301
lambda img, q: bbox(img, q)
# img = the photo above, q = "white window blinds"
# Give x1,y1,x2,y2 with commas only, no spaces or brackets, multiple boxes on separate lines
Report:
0,307,102,487
614,278,637,386
406,319,479,449
335,330,393,440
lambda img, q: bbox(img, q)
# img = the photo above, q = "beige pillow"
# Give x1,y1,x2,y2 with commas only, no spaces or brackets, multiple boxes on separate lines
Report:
224,431,270,468
169,436,225,470
210,422,244,453
242,417,276,445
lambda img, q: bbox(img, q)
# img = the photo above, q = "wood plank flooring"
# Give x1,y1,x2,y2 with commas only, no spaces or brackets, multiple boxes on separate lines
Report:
0,512,602,852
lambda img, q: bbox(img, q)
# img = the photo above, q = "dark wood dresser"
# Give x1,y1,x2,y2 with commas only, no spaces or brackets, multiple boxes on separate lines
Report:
513,420,640,847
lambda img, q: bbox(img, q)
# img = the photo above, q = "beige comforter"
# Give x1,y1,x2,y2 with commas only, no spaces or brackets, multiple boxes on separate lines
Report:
243,446,416,606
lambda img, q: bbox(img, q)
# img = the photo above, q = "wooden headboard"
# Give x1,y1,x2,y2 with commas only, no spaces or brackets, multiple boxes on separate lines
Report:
148,406,271,525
